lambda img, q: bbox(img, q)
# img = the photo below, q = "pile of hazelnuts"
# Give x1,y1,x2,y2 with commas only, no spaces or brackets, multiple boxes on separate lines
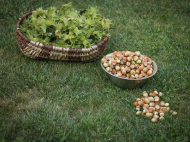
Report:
101,50,153,79
133,91,177,123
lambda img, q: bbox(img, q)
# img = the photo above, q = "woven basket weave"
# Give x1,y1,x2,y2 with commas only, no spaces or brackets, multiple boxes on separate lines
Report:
16,11,109,61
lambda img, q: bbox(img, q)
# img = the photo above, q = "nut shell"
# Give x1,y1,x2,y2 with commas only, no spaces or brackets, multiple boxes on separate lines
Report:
146,112,153,118
133,102,138,106
151,118,158,123
136,111,142,115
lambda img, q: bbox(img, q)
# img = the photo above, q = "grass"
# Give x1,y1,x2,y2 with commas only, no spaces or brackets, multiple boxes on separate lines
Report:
0,0,190,141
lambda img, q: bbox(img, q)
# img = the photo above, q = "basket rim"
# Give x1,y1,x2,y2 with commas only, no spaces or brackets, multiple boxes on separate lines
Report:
16,10,109,51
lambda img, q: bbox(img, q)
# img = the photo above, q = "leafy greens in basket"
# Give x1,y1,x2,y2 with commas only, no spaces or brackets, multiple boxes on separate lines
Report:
20,2,111,48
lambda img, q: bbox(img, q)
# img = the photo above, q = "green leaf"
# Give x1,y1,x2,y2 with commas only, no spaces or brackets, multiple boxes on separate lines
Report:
32,37,40,42
55,30,63,38
68,24,76,31
47,33,52,37
47,6,57,16
73,27,81,35
26,29,35,36
93,31,102,40
34,24,40,31
37,17,46,25
85,27,95,38
82,39,88,47
40,23,47,33
60,17,69,26
85,6,99,19
43,37,50,44
70,36,77,45
77,15,86,25
56,23,63,31
33,33,39,38
20,26,27,33
21,19,31,28
56,38,66,46
100,18,112,29
35,7,46,18
52,13,60,22
102,31,110,38
45,19,55,26
30,14,37,24
68,9,79,19
85,18,94,26
59,2,72,14
64,31,75,41
27,35,34,40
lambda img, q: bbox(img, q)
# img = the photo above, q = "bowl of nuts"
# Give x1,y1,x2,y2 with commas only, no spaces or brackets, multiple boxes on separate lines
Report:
101,51,157,89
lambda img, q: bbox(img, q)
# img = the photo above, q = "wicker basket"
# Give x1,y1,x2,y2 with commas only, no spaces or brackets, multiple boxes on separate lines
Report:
16,11,109,61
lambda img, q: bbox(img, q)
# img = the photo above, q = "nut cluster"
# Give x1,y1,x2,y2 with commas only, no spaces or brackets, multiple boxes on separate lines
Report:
101,51,153,79
133,91,177,123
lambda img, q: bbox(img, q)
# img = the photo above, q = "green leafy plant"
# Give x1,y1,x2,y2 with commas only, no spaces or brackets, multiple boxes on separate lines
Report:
20,2,111,48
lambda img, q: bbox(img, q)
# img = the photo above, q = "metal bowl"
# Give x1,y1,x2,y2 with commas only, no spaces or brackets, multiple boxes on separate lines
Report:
101,53,158,89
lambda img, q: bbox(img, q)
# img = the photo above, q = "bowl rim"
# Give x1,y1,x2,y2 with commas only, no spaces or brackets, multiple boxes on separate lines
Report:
101,53,157,81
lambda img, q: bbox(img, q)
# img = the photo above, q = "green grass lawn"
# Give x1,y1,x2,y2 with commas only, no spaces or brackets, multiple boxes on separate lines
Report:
0,0,190,141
